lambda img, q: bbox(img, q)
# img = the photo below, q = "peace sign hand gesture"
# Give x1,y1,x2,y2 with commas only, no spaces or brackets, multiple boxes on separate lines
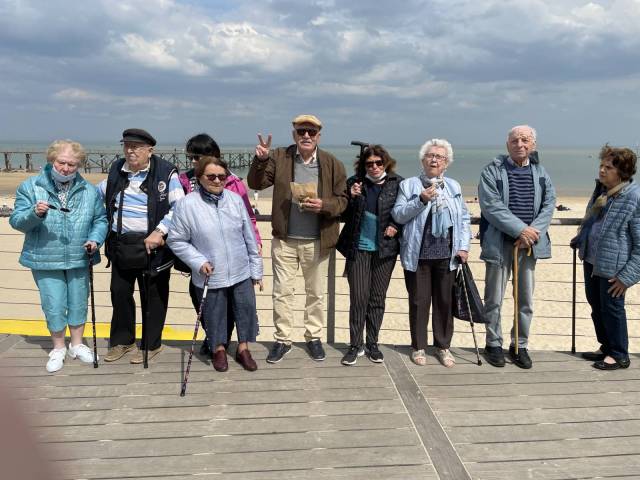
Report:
256,133,272,160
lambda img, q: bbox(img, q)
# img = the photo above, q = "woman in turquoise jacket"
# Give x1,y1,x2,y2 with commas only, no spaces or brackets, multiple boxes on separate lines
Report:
10,140,108,373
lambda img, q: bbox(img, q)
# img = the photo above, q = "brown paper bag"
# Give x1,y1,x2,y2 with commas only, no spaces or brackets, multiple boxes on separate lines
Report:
290,182,317,210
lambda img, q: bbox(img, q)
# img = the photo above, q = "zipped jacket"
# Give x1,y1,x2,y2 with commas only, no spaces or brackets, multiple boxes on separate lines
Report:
478,154,556,265
576,180,640,287
391,176,471,272
167,190,262,290
10,164,108,270
337,173,402,260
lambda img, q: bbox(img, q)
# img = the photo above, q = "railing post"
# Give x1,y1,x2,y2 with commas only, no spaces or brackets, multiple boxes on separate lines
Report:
327,249,336,344
3,152,11,172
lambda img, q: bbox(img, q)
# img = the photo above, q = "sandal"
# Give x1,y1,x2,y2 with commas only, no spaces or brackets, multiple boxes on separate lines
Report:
411,349,427,366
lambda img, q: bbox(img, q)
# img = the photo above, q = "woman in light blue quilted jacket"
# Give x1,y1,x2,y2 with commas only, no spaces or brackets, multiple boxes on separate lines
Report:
10,140,107,373
571,145,640,371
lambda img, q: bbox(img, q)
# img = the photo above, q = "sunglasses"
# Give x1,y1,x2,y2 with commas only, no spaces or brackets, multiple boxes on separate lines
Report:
365,160,384,168
47,204,71,213
204,173,227,182
295,128,319,138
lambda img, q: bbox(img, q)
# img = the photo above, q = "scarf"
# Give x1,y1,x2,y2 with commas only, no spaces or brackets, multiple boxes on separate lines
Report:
585,181,628,222
419,174,452,238
50,166,75,208
200,187,224,206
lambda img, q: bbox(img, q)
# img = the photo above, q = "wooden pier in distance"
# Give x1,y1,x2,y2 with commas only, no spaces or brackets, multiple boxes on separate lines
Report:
2,149,255,173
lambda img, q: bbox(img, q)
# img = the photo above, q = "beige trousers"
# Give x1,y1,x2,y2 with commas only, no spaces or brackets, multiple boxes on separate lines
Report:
271,237,330,343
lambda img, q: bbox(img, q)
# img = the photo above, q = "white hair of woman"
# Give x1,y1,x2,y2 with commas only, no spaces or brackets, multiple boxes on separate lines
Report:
418,138,454,166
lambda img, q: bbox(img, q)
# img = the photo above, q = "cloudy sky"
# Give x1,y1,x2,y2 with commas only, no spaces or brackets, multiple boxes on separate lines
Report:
1,0,639,147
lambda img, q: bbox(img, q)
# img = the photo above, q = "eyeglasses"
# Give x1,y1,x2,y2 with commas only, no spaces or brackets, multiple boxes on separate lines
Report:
186,154,200,161
204,173,227,182
295,128,319,138
365,160,384,168
425,153,447,162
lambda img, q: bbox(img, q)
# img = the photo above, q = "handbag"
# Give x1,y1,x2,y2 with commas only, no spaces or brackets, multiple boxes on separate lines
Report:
108,189,149,270
452,262,487,324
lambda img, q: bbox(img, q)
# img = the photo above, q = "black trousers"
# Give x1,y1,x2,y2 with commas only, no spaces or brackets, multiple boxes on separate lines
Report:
347,250,396,348
403,258,455,350
109,263,171,350
189,279,234,347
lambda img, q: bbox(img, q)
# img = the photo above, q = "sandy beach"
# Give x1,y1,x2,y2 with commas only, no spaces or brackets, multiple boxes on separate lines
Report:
0,171,637,354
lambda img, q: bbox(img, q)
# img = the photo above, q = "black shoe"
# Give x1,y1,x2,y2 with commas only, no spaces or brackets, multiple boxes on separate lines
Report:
266,342,291,364
581,351,606,361
484,345,505,367
199,340,211,356
366,343,384,363
509,345,532,369
341,345,364,366
593,358,630,370
307,339,326,361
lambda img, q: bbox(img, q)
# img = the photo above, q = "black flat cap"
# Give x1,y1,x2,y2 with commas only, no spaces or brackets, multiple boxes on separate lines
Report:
121,128,156,146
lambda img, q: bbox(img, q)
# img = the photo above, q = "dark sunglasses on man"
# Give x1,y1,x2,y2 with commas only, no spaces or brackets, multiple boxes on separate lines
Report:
296,128,319,138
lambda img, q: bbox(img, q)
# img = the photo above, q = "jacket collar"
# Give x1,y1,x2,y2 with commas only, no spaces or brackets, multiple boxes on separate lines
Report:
36,163,86,195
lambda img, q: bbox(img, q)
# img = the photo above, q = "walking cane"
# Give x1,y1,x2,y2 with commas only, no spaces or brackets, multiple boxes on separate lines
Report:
513,244,519,356
142,252,153,369
86,246,98,368
459,264,482,366
571,247,577,354
181,275,211,397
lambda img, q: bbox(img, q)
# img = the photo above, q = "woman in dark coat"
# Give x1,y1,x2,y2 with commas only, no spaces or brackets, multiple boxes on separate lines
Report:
337,145,402,365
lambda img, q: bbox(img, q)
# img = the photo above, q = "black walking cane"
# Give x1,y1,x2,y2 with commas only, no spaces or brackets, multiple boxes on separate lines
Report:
571,247,577,354
141,252,153,369
181,275,211,397
459,265,482,366
86,245,99,368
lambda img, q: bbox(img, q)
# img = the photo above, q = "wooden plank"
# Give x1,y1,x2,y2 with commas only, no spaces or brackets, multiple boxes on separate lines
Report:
11,374,393,398
30,399,404,427
436,404,640,427
54,445,431,479
0,334,24,355
457,435,640,463
133,465,437,480
466,454,640,480
421,379,640,398
429,391,640,411
383,345,471,480
34,412,413,443
22,386,397,412
42,428,419,461
446,419,640,444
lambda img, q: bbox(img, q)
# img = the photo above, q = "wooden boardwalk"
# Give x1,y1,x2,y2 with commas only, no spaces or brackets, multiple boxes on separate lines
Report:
0,334,639,479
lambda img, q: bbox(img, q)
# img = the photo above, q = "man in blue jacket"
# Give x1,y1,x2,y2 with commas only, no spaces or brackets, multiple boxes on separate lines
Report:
478,125,556,369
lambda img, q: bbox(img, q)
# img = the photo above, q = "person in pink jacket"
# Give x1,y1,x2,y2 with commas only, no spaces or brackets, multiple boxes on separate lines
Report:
180,133,262,356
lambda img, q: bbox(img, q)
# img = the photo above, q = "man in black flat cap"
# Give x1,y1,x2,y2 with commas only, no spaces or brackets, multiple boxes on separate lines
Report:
98,128,185,363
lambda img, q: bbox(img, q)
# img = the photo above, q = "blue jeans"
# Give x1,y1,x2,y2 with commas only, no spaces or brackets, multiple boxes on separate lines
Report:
195,278,258,349
583,262,629,361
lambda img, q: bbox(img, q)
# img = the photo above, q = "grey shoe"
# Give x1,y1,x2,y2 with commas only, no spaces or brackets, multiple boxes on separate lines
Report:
104,343,136,362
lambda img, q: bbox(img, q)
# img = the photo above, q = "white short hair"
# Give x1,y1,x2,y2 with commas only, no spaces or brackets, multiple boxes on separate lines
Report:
419,138,454,165
508,125,537,142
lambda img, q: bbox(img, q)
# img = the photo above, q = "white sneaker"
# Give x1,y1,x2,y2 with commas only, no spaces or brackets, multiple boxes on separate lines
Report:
46,347,67,373
68,343,96,363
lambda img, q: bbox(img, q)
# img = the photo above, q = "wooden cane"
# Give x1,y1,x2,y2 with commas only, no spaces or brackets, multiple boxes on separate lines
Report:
513,244,519,356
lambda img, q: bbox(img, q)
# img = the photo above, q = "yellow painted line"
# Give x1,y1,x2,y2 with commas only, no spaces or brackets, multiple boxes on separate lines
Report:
0,319,204,340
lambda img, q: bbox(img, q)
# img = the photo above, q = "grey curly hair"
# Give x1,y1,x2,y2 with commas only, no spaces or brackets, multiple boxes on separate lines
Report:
418,138,453,165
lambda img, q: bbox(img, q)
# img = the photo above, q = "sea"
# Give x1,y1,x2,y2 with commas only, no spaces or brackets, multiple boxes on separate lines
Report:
0,142,622,197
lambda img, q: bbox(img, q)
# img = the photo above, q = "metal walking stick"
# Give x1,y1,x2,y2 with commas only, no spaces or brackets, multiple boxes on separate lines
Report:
87,246,99,368
181,275,211,397
459,264,482,366
571,247,577,354
513,244,520,356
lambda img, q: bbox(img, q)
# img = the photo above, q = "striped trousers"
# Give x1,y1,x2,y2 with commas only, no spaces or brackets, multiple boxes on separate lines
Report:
346,250,397,348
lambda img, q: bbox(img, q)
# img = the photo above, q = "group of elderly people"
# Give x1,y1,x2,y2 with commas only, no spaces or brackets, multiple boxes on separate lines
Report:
10,116,639,374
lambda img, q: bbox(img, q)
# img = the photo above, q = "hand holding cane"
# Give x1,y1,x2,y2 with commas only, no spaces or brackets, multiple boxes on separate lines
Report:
181,274,211,397
85,244,99,368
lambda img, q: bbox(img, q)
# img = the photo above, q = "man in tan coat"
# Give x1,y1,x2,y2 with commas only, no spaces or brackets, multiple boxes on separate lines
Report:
248,114,347,363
